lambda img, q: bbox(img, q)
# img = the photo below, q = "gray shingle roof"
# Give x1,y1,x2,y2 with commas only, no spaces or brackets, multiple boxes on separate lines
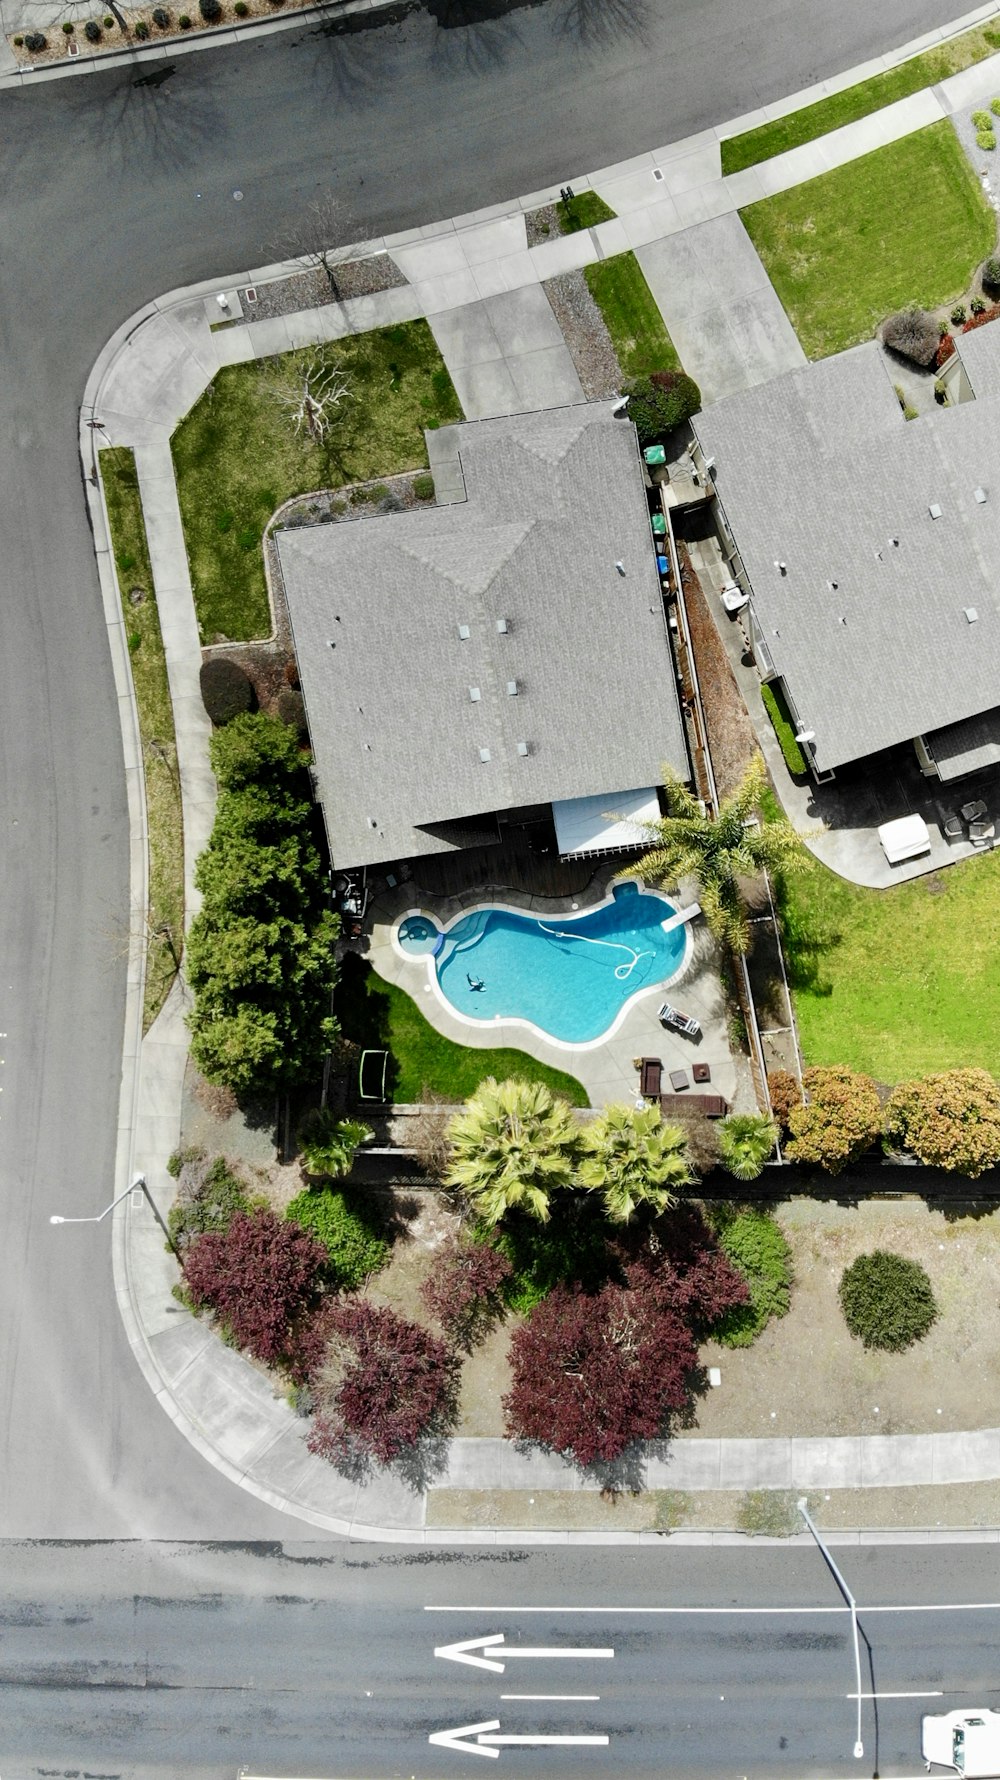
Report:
276,403,688,869
695,338,1000,775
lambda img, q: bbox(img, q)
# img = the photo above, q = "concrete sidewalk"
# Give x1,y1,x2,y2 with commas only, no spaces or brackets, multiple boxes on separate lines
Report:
85,12,1000,1539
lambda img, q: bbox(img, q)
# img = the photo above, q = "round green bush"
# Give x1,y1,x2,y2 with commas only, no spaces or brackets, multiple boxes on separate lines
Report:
199,0,222,18
234,2,248,13
134,18,149,34
24,30,47,46
178,11,191,23
839,1249,937,1352
285,1187,388,1291
976,128,996,151
983,254,1000,291
412,472,435,501
992,97,1000,117
199,656,254,726
62,20,75,31
13,33,23,43
152,5,169,19
624,370,702,445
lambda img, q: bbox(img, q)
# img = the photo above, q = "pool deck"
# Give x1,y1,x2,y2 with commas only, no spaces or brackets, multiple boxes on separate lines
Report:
364,867,743,1110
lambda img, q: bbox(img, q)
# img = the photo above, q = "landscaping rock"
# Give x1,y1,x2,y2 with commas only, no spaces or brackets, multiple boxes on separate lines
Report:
543,271,621,399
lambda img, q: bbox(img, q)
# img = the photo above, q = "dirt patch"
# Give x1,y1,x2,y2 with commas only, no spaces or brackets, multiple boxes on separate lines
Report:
681,543,758,801
525,203,562,249
695,1198,1000,1438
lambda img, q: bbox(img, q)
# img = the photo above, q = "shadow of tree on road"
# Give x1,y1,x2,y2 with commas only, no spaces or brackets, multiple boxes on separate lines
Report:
58,59,225,173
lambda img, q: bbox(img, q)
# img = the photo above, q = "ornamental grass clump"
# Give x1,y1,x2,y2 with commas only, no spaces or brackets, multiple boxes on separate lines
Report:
882,306,939,366
839,1249,937,1351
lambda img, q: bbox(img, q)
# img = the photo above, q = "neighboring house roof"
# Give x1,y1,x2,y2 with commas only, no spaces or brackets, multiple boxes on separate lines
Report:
276,403,688,869
694,334,1000,776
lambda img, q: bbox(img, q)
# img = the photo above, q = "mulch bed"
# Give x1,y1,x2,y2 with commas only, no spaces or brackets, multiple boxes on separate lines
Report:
680,543,758,801
543,271,621,399
239,255,407,323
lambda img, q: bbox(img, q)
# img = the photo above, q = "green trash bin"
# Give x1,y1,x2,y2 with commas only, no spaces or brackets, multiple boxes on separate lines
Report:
651,513,667,536
643,444,667,466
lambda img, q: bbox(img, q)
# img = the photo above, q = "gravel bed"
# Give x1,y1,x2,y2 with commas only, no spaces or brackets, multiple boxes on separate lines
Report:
525,203,562,248
543,271,621,399
239,253,407,322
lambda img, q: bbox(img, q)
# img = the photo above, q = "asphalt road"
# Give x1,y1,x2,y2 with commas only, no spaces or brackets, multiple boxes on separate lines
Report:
2,1540,1000,1779
0,0,980,1540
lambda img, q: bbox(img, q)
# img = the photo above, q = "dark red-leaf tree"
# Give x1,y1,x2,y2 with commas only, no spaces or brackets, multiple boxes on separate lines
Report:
184,1207,326,1366
308,1300,458,1466
420,1240,513,1349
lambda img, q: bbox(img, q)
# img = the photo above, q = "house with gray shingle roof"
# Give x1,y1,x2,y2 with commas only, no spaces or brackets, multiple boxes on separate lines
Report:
693,331,1000,785
275,402,689,871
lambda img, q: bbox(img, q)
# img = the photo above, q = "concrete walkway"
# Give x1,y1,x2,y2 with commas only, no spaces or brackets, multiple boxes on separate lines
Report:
84,10,1000,1540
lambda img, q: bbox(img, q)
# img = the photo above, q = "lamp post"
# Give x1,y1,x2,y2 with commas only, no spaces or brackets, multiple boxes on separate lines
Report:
50,1173,181,1264
797,1497,864,1760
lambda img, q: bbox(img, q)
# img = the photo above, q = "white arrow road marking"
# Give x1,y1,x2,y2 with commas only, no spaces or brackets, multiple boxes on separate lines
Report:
429,1719,502,1759
434,1633,614,1673
479,1733,610,1748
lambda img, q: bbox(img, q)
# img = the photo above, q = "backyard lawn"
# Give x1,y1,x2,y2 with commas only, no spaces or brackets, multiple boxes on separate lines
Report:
171,321,462,641
584,251,680,377
100,446,184,1032
721,18,1000,173
769,817,1000,1079
336,954,589,1106
740,123,996,359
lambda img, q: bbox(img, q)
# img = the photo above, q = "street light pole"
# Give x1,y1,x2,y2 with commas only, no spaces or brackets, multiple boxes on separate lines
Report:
797,1497,864,1760
50,1173,181,1264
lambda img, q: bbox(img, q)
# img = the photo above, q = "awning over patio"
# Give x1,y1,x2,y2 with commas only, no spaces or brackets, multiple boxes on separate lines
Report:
552,787,660,858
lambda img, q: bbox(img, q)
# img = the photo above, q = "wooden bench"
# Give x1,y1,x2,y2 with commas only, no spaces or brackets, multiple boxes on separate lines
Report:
639,1057,663,1098
660,1093,728,1119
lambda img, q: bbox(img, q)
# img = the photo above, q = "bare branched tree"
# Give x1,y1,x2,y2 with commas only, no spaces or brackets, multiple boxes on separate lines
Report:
281,193,362,303
266,355,351,442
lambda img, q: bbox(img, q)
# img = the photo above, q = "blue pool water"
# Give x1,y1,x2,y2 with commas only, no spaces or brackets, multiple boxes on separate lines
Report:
397,882,687,1045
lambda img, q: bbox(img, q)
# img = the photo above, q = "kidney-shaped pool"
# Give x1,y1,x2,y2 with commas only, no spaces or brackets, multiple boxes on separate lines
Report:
394,880,689,1048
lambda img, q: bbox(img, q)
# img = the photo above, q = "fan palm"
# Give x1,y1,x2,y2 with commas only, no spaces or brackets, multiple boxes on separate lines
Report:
717,1112,779,1182
627,753,807,954
578,1102,694,1223
444,1077,579,1226
301,1112,373,1180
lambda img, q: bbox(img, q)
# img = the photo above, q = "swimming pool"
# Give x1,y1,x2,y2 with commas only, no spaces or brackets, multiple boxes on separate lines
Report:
394,881,689,1048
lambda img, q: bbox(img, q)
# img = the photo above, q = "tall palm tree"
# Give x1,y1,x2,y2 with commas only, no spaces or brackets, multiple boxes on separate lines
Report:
717,1112,779,1182
627,753,807,954
444,1077,579,1226
578,1102,694,1223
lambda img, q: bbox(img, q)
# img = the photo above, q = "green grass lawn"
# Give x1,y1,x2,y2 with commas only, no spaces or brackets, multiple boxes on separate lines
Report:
584,252,680,377
100,447,184,1033
721,19,1000,173
336,954,589,1106
740,123,996,359
558,190,617,233
171,321,462,642
769,813,1000,1081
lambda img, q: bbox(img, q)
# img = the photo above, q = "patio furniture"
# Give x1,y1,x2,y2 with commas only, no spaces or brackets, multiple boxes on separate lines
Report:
660,1093,728,1118
942,813,963,843
639,1057,663,1098
962,798,987,824
693,1062,711,1085
358,1049,389,1103
970,818,996,846
877,814,931,865
669,1068,689,1092
659,1002,702,1038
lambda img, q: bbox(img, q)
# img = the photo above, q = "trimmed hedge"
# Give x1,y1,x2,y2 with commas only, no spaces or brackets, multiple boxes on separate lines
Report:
285,1187,388,1291
839,1249,937,1351
761,682,807,775
624,370,701,444
712,1209,792,1347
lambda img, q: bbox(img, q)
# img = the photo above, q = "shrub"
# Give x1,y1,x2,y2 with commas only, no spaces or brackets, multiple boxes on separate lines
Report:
184,1208,326,1364
309,1301,458,1464
761,683,806,775
992,97,1000,117
275,685,307,738
623,370,702,444
179,13,191,24
420,1240,513,1349
971,295,987,315
25,31,47,47
839,1249,937,1351
134,17,149,33
412,472,435,501
283,656,300,688
298,1108,371,1180
199,655,254,725
199,0,222,17
938,318,951,337
976,128,996,151
152,5,169,20
937,332,957,368
717,1113,778,1181
881,307,939,367
62,20,75,30
951,303,968,325
962,303,1000,333
712,1207,792,1347
767,1068,802,1130
486,1209,609,1314
84,18,101,36
13,33,22,42
885,1068,1000,1176
104,13,114,21
234,1,248,12
972,110,992,129
169,1154,250,1249
785,1065,883,1174
285,1186,388,1290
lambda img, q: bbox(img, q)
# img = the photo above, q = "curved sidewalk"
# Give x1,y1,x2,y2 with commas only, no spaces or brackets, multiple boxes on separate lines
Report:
85,27,1000,1539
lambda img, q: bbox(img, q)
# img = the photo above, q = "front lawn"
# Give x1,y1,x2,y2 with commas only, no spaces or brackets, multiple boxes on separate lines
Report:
740,123,996,359
584,251,680,377
336,954,589,1106
769,806,1000,1079
171,322,462,642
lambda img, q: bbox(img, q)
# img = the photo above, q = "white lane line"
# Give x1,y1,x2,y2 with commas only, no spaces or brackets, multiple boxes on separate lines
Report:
848,1691,943,1699
500,1694,601,1701
426,1602,1000,1616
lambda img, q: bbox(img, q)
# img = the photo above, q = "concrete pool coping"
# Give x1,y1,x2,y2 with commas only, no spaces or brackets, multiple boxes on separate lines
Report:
387,879,694,1054
363,867,746,1110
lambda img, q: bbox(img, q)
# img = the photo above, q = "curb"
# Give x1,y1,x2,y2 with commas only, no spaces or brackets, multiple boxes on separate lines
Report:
89,0,1000,1544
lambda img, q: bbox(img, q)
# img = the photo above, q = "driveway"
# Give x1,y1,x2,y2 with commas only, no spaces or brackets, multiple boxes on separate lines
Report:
427,288,584,419
637,213,806,401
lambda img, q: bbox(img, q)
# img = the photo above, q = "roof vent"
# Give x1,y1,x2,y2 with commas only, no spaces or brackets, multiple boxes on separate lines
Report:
827,580,838,591
889,536,900,547
479,747,491,763
367,817,378,829
774,560,787,576
965,607,979,623
974,486,988,504
929,503,943,519
458,623,471,640
507,680,518,696
516,741,530,757
469,686,481,702
496,618,508,634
